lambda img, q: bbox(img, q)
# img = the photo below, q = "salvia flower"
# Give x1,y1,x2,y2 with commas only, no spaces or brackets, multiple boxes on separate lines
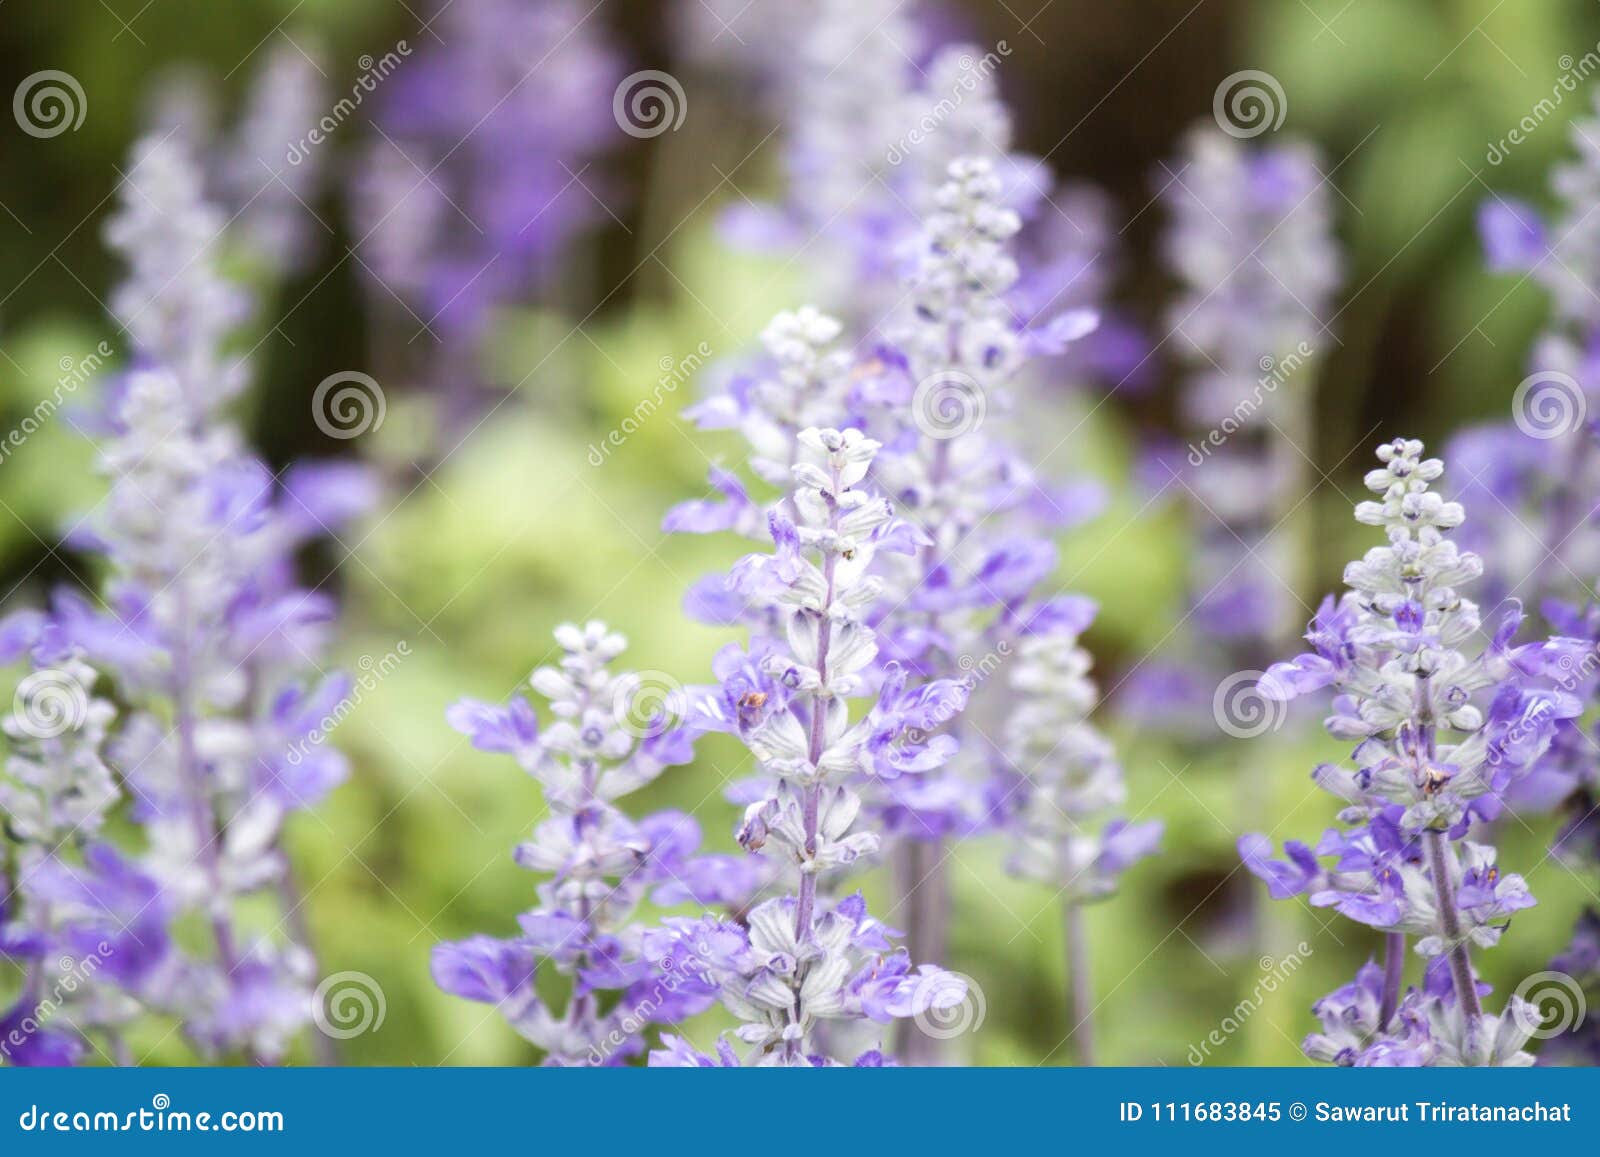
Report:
866,157,1099,816
1458,89,1600,613
353,0,620,441
1001,600,1161,1063
221,42,330,277
670,159,1114,1061
1005,607,1163,900
433,621,713,1065
104,137,253,408
1125,129,1340,728
860,159,1101,999
649,427,968,1065
1539,911,1600,1064
1242,438,1584,1066
770,0,923,318
1,134,364,1066
1454,99,1600,1006
139,44,329,281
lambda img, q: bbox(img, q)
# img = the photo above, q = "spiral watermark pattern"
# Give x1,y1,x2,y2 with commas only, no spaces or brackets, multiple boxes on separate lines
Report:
1213,70,1287,139
912,371,986,440
1213,670,1286,739
12,669,89,739
312,371,386,440
612,670,685,738
14,71,87,138
613,70,687,139
1513,970,1586,1039
1512,370,1586,440
912,970,985,1039
311,971,387,1039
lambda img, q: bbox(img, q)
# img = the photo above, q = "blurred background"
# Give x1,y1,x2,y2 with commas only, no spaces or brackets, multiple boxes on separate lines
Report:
1,0,1597,1064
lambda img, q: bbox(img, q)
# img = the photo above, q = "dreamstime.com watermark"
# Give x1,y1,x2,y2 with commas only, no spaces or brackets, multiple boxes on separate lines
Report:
284,642,411,766
1186,943,1313,1064
613,70,687,139
1213,70,1287,139
17,1095,283,1134
9,666,91,739
1486,46,1600,165
13,70,86,138
0,942,114,1063
585,935,717,1065
1185,341,1315,467
1513,970,1587,1039
911,970,984,1039
1214,670,1288,739
1511,369,1585,440
912,370,986,441
904,641,1011,745
587,342,713,465
311,971,387,1040
1487,639,1600,768
287,43,412,165
312,370,386,440
0,342,112,466
886,42,1011,165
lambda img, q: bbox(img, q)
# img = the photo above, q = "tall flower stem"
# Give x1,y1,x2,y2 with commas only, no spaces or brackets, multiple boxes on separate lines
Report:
274,869,338,1065
256,648,336,1066
1379,931,1406,1030
1064,900,1097,1066
787,488,841,1064
172,589,241,977
1533,436,1595,602
1376,934,1401,1030
795,549,838,942
566,686,601,1040
894,840,949,1065
1413,666,1480,1024
1423,830,1482,1023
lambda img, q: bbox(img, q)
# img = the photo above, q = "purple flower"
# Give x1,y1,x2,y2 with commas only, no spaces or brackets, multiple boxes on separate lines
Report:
1260,594,1359,701
0,134,361,1065
1477,198,1547,272
1238,834,1323,899
1158,129,1341,673
446,697,541,759
1244,439,1573,1066
0,1004,84,1068
432,622,714,1064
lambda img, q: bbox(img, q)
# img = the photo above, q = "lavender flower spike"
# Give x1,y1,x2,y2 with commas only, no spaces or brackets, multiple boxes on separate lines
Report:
1459,87,1600,1058
0,643,122,1066
648,427,968,1066
865,156,1103,1058
1174,129,1339,656
1243,438,1586,1066
434,621,709,1065
221,42,329,277
1004,604,1162,1063
104,136,252,406
2,133,368,1065
1454,88,1600,611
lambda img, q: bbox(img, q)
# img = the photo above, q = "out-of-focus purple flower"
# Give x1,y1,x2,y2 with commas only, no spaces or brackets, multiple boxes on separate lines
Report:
1478,198,1547,272
0,133,363,1066
353,0,621,443
446,697,540,759
1152,127,1342,702
1454,92,1600,616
